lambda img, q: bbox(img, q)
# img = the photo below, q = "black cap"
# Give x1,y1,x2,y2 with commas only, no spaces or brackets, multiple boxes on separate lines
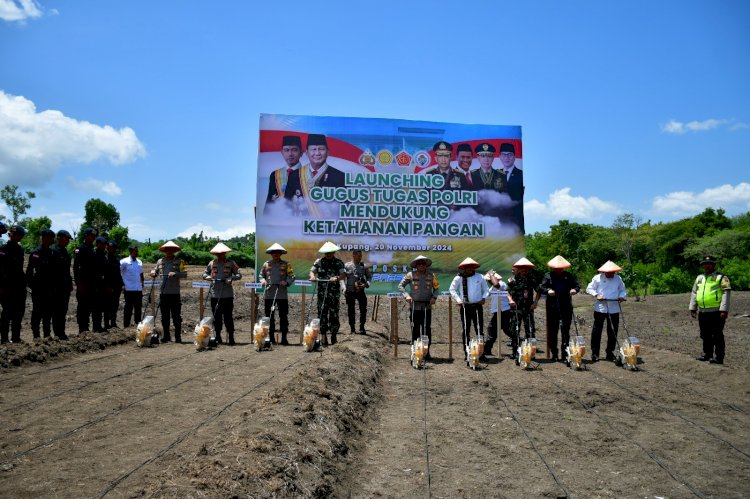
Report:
40,228,55,238
0,221,6,230
107,240,118,248
10,224,26,236
432,141,453,153
456,143,472,154
306,134,328,148
128,244,139,250
83,227,97,236
475,143,496,155
282,135,302,148
499,143,516,154
57,230,72,238
95,236,107,243
701,255,717,264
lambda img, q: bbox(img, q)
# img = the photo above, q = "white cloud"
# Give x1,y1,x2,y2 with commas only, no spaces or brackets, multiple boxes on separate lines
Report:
0,0,42,22
651,182,750,215
525,188,621,221
65,176,122,196
659,118,748,134
0,91,146,186
177,222,256,240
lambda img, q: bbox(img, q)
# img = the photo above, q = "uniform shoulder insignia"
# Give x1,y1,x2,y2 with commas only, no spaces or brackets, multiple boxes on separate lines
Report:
74,248,80,254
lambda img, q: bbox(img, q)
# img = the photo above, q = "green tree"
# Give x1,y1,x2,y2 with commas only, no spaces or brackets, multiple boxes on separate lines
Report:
24,216,54,247
80,198,121,238
1,185,36,224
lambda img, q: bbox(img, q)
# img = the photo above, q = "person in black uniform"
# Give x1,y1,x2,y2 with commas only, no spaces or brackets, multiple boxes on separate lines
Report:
104,241,123,329
540,255,580,362
52,230,73,340
0,225,27,343
74,228,98,333
92,236,110,332
26,228,57,339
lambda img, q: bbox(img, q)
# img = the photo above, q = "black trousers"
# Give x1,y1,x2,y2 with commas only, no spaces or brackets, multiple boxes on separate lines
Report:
458,303,483,349
345,290,367,331
211,297,234,339
31,289,54,338
264,298,289,339
160,294,182,340
698,311,725,360
410,306,431,344
1,288,26,342
486,309,511,352
76,285,97,333
52,290,70,339
547,300,573,358
105,288,121,328
591,311,619,358
123,290,143,327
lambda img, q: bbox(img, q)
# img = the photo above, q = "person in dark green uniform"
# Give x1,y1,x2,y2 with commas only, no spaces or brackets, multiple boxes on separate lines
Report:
309,241,345,346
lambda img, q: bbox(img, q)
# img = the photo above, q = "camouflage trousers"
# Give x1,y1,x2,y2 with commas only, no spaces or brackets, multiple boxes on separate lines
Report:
317,291,341,336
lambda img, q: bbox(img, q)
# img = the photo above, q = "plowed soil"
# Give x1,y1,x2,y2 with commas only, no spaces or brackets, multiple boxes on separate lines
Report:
1,265,748,498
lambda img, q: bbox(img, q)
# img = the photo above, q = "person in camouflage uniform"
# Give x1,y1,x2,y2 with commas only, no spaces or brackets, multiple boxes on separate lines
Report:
309,241,345,346
506,257,541,353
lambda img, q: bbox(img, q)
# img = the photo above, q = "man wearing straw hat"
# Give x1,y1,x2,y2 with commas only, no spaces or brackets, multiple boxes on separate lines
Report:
203,242,242,345
585,260,627,362
689,255,731,365
151,241,188,343
309,241,345,346
260,243,295,345
541,255,580,363
507,257,541,345
399,255,440,357
449,257,490,360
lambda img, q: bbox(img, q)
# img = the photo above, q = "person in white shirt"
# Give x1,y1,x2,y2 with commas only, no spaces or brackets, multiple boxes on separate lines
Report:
586,260,627,362
484,270,515,358
119,245,144,328
450,258,490,356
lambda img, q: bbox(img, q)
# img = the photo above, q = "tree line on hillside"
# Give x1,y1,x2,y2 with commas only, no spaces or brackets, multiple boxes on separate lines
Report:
3,184,747,292
525,209,750,294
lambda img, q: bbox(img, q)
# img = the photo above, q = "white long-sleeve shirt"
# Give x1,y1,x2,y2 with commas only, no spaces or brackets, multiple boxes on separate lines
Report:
449,273,490,304
120,256,143,291
586,273,627,313
488,281,511,314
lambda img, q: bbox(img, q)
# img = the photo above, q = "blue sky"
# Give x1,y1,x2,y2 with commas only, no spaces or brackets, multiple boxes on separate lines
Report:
1,0,748,241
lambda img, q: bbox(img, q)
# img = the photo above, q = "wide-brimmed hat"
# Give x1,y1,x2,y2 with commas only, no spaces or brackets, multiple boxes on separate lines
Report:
210,242,232,254
512,257,535,268
701,255,717,264
598,260,623,273
410,255,432,267
159,240,181,252
318,241,339,253
266,243,287,254
547,255,571,269
458,257,480,269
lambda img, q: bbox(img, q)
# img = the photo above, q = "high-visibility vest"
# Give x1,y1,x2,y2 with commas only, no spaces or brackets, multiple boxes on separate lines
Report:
695,273,725,309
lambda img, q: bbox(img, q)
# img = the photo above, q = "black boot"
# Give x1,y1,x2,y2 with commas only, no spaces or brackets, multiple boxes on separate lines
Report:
280,333,289,346
228,332,236,346
330,334,337,345
321,334,328,346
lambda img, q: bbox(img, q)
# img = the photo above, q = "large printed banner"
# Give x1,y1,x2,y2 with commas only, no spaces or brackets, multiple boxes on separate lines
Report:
256,114,525,293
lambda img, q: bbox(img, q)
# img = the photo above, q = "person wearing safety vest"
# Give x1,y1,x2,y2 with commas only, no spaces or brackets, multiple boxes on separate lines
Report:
689,255,731,365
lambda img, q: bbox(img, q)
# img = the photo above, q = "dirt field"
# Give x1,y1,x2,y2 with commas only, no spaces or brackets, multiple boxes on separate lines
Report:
1,266,748,498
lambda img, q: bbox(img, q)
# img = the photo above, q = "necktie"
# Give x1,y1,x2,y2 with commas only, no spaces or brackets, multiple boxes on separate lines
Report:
312,169,318,177
287,168,293,176
466,173,472,186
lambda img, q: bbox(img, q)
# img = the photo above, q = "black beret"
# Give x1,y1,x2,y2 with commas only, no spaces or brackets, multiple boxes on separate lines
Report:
56,230,72,238
432,141,453,152
107,240,118,248
456,143,472,153
306,134,328,148
83,227,97,236
282,135,302,148
10,224,26,236
499,143,516,154
40,228,55,238
95,236,107,243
